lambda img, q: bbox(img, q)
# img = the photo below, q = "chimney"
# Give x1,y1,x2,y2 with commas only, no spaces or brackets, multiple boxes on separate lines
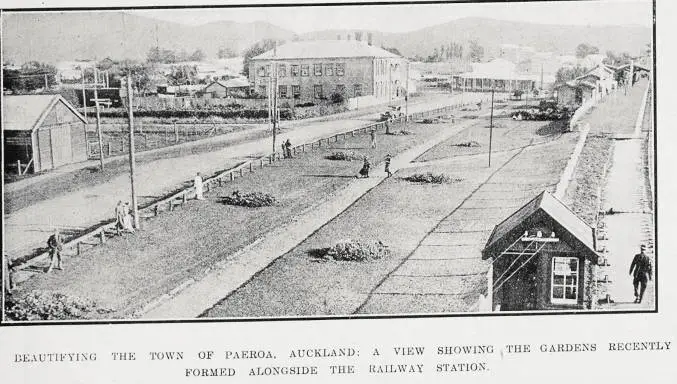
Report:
368,33,373,46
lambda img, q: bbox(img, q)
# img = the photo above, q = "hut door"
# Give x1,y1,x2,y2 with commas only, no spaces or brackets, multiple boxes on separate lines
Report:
50,125,73,168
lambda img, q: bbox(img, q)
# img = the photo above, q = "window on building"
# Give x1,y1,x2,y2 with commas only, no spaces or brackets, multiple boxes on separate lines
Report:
301,65,310,77
551,257,579,304
314,84,323,99
257,66,266,77
278,64,286,77
291,65,300,77
314,64,322,76
325,64,334,76
336,63,346,76
279,85,288,98
292,85,301,99
258,85,267,96
354,84,362,97
265,65,271,77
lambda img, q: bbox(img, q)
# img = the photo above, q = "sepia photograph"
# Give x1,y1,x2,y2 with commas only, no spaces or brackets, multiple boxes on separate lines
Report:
1,0,655,323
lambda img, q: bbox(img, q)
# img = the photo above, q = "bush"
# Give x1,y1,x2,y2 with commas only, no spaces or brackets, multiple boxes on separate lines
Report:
296,102,315,108
221,191,276,207
454,141,481,147
330,91,346,104
5,292,113,321
403,172,462,184
387,130,413,136
323,240,390,262
326,151,362,161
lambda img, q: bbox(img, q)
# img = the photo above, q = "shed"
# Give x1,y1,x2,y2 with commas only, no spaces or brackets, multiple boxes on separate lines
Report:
3,94,88,174
482,191,599,311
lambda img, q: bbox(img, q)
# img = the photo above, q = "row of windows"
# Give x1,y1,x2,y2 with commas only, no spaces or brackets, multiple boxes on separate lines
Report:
258,84,363,99
257,63,346,78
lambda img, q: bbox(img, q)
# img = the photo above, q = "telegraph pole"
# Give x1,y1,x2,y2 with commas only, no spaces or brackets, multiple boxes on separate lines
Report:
488,87,495,168
126,73,140,230
92,84,105,171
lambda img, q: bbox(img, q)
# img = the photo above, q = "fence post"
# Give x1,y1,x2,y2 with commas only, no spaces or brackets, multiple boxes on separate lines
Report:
77,242,82,255
240,168,243,177
16,160,21,174
107,142,112,157
154,205,159,216
100,229,106,244
230,172,235,181
182,193,187,203
174,123,179,143
260,159,264,168
250,162,253,172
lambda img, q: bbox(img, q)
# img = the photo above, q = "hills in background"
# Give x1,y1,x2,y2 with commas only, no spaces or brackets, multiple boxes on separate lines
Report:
2,12,651,64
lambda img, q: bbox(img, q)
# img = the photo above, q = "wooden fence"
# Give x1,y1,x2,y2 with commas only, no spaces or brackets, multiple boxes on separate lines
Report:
11,101,475,270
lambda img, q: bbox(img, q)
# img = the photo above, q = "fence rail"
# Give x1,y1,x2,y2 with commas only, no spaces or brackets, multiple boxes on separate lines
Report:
11,100,475,270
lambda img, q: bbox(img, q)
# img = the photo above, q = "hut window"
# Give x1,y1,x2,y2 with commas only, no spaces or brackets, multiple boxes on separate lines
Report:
551,257,579,304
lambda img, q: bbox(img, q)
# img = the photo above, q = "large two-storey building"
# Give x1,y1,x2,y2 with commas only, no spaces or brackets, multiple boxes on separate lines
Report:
248,40,408,105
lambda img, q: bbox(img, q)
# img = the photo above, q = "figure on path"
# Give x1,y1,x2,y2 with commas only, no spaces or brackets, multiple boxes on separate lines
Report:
285,139,293,159
384,154,392,178
370,129,377,149
358,156,371,178
115,200,125,235
281,143,287,159
629,244,652,304
122,202,135,234
194,172,205,200
46,228,64,273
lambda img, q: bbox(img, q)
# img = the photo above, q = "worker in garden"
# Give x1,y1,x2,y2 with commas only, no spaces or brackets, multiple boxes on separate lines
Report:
281,143,287,159
358,156,371,178
122,202,135,233
285,139,293,159
629,244,652,304
194,172,205,200
370,129,377,149
3,253,14,294
46,228,64,273
384,154,392,177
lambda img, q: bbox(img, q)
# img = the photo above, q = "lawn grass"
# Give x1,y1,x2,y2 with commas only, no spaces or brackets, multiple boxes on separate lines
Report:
415,117,567,161
9,119,451,319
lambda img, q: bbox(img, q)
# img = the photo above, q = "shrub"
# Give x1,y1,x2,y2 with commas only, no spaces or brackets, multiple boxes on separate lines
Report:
323,240,390,262
5,292,113,321
222,191,276,207
326,151,362,161
403,172,462,184
454,141,481,147
387,130,413,136
330,91,346,104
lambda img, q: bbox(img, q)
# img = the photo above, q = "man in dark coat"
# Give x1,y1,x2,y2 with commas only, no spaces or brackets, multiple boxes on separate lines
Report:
46,228,64,273
285,139,293,159
629,244,652,303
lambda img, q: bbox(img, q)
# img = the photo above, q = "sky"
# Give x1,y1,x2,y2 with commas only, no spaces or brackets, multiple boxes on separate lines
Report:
133,0,653,34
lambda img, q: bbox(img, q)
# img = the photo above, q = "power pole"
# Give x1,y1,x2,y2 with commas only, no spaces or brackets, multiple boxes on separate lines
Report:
126,73,140,230
488,87,495,168
405,60,410,129
81,68,88,121
44,74,49,90
92,84,105,171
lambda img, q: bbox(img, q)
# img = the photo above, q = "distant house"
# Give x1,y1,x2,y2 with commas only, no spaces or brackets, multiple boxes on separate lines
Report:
577,65,617,96
555,80,596,107
483,191,599,311
456,59,536,93
3,95,88,174
249,40,408,104
201,77,250,98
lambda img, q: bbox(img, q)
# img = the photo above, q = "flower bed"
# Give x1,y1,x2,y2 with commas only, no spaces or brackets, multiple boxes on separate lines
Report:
403,172,462,184
5,291,112,321
221,191,277,208
321,240,390,262
325,151,363,161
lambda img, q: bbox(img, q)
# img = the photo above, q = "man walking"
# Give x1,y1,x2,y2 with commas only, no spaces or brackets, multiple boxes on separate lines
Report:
194,172,205,200
285,139,293,159
370,129,377,149
3,253,14,294
629,244,652,304
384,154,392,177
46,228,64,273
115,200,125,235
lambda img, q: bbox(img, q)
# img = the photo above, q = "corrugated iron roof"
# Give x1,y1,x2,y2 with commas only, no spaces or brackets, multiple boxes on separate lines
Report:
483,191,598,262
2,94,85,132
252,40,400,60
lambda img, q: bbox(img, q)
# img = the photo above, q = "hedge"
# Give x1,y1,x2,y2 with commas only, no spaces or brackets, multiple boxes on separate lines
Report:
98,108,292,120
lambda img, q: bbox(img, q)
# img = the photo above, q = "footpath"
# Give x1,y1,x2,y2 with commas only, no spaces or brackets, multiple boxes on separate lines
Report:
4,93,483,266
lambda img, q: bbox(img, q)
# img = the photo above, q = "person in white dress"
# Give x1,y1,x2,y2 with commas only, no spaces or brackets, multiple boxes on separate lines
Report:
194,172,205,200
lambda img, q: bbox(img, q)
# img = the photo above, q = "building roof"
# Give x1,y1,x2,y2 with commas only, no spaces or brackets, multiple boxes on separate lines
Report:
616,63,651,72
2,94,86,132
222,77,250,88
252,40,400,60
482,191,598,263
